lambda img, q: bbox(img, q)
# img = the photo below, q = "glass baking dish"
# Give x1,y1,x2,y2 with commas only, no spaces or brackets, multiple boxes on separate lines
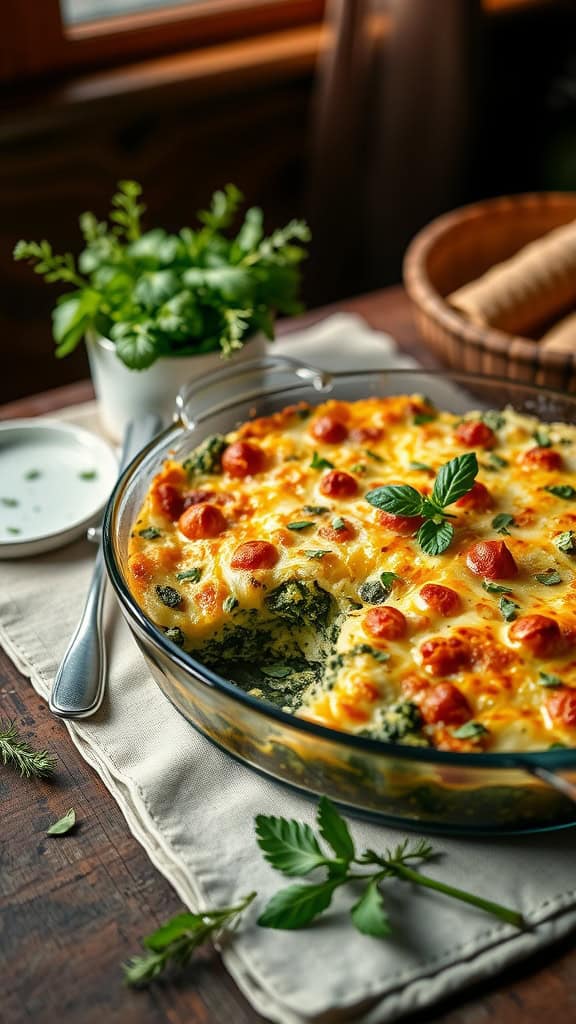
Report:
102,358,576,835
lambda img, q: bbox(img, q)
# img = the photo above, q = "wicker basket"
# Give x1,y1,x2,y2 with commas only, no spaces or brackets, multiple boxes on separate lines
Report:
403,192,576,393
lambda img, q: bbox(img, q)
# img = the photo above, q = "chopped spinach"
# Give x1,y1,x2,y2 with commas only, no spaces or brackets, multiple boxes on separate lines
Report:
183,434,227,476
265,579,333,629
138,527,161,539
155,585,182,608
163,626,185,648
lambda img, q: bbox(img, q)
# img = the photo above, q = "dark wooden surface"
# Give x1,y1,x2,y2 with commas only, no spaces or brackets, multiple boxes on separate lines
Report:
2,286,576,1024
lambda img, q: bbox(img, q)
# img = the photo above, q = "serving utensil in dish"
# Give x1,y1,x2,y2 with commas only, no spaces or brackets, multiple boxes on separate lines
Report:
102,358,576,835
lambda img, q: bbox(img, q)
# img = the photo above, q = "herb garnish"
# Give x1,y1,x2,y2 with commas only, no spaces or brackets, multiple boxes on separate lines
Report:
350,463,367,475
413,412,436,425
24,469,41,480
539,671,562,688
379,571,402,595
155,585,182,608
365,450,384,463
533,428,551,448
176,568,202,583
1,497,18,507
223,595,238,613
499,595,519,621
452,721,489,740
304,549,331,560
302,505,329,515
124,893,257,986
556,531,576,554
409,461,433,472
365,453,478,556
534,570,562,586
79,470,97,481
492,513,515,536
287,520,315,531
0,720,56,778
332,516,346,531
47,808,76,835
310,452,334,471
481,411,505,431
138,527,161,539
485,453,508,471
545,485,576,500
482,580,513,594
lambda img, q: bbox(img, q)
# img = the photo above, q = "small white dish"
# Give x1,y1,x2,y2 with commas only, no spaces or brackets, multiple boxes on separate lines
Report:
0,419,117,559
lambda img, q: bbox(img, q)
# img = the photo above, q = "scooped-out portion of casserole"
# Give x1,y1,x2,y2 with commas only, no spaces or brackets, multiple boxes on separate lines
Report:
127,394,576,753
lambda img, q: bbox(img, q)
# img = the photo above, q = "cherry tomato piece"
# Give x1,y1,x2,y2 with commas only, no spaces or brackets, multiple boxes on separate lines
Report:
318,519,355,543
350,425,382,443
420,682,471,725
455,420,496,449
466,539,518,579
231,540,279,570
508,614,563,658
419,583,461,616
222,441,265,478
376,510,426,536
363,606,408,641
155,482,184,521
311,415,348,444
520,447,563,472
455,481,493,512
178,504,226,540
420,636,471,676
320,470,358,498
547,689,576,728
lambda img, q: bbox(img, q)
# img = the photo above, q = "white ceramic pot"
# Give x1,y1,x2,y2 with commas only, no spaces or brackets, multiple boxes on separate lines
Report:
86,330,267,441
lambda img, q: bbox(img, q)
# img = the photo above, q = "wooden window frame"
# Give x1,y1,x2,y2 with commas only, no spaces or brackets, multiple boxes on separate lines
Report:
2,0,324,82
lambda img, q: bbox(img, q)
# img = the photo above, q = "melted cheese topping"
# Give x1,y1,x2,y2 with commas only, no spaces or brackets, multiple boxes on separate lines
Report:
127,395,576,753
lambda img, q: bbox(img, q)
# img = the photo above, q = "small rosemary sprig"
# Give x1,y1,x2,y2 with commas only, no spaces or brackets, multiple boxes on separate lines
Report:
0,719,57,778
124,892,257,987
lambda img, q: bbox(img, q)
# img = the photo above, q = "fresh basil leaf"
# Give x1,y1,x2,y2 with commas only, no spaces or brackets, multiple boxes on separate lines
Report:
364,449,384,462
556,531,576,554
413,412,436,425
310,452,334,471
223,595,238,613
317,796,355,862
481,411,505,431
143,912,204,952
452,721,489,739
409,461,432,472
499,595,519,621
379,571,402,594
416,519,454,556
365,484,424,517
254,814,327,876
155,585,182,608
432,452,478,508
539,671,563,688
492,513,515,535
47,808,76,836
332,517,346,531
533,428,551,448
534,570,562,585
482,580,513,594
287,520,315,531
138,527,161,539
304,549,331,560
176,568,202,583
545,485,576,500
258,880,339,930
261,664,292,679
350,880,391,937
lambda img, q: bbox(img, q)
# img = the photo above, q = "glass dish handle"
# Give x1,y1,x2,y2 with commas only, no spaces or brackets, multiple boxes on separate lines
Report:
175,356,333,431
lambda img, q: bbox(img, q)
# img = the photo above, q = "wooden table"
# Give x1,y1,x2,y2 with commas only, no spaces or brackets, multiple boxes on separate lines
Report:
2,287,575,1024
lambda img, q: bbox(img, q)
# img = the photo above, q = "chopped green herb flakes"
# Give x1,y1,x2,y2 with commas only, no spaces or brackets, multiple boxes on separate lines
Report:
155,585,182,608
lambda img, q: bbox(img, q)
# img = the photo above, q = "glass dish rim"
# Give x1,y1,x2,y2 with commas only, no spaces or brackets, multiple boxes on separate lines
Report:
103,366,576,772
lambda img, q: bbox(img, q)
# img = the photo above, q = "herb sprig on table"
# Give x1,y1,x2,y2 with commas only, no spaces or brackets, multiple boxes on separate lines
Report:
14,180,310,370
365,452,478,555
0,719,56,778
124,797,523,987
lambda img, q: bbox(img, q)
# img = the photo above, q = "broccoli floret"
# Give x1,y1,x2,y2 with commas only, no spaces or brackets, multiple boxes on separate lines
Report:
265,579,333,629
182,434,227,476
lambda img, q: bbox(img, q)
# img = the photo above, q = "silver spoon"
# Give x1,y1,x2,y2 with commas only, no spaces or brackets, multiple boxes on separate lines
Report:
49,413,162,719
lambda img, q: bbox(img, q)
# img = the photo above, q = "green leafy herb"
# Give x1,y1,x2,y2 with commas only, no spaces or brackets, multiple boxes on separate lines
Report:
163,626,185,648
481,411,505,431
223,595,239,613
409,461,432,472
482,580,513,594
556,531,576,554
533,428,551,448
1,497,18,507
304,549,331,560
366,453,478,556
79,470,97,481
287,520,315,531
499,595,519,621
413,412,436,425
0,720,56,778
539,671,563,688
24,469,41,480
138,527,161,539
155,585,182,608
310,452,334,471
302,505,329,515
15,182,309,369
534,570,562,585
452,721,489,740
124,892,256,987
545,485,576,501
492,513,516,536
183,435,227,477
485,453,509,471
350,463,367,475
332,516,346,531
364,449,384,463
47,808,76,836
176,568,202,583
379,571,402,595
256,797,522,933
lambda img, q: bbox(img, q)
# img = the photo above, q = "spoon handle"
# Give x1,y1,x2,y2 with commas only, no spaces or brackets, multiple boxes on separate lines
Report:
49,413,162,719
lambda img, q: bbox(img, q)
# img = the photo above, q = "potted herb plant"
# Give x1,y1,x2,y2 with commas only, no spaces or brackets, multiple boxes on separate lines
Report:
14,181,310,439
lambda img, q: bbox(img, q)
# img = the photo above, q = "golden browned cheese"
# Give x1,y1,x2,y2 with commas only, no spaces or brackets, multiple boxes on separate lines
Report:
128,395,576,754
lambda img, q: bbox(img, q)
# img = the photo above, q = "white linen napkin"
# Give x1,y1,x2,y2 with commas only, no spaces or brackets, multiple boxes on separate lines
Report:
2,314,576,1024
